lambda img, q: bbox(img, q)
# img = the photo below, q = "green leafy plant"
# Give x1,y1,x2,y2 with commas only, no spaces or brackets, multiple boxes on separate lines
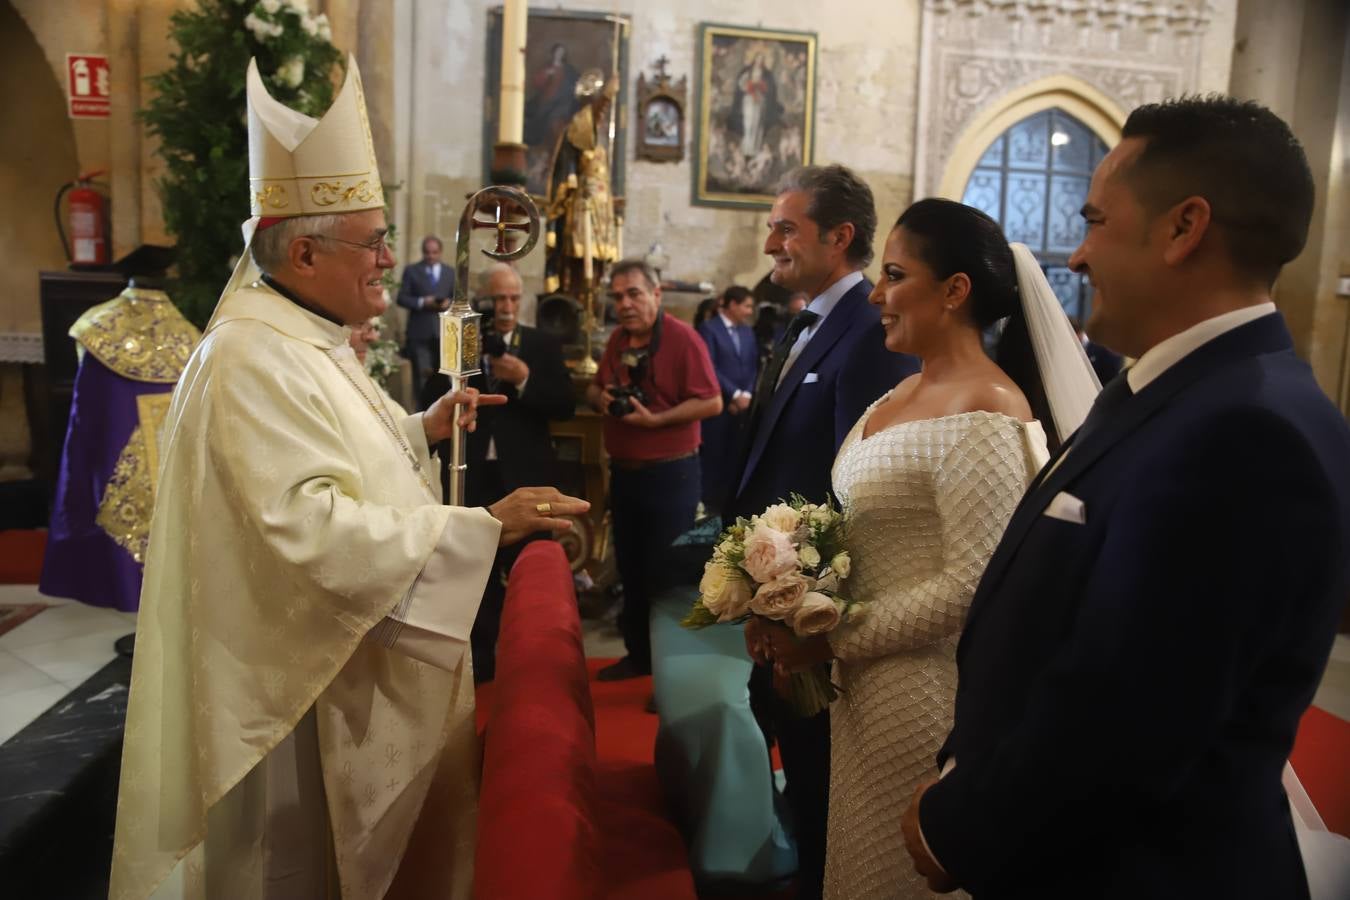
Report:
141,0,341,327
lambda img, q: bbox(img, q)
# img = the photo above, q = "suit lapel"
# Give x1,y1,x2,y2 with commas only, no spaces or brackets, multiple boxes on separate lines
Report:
740,282,870,491
964,313,1296,630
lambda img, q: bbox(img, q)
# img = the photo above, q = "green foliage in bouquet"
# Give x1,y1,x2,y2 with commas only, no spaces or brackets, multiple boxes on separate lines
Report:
141,0,341,327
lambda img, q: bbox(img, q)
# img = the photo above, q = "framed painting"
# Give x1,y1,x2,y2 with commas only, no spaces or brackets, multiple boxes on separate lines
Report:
484,7,630,199
693,24,817,209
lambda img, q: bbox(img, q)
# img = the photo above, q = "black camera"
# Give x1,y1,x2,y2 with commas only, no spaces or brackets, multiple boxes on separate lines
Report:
607,383,649,417
482,331,508,358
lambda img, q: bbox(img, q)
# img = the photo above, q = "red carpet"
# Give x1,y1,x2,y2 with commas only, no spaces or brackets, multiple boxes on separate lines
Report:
1290,704,1350,836
0,530,45,584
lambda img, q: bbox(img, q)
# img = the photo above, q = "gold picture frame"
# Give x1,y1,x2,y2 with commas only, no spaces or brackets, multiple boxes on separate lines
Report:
693,24,817,209
636,56,686,163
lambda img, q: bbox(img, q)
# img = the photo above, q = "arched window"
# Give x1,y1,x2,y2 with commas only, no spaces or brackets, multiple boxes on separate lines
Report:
961,109,1108,323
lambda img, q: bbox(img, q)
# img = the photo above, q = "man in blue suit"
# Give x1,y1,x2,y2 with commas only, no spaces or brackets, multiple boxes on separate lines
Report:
904,97,1350,899
397,235,454,406
697,285,759,514
730,164,918,899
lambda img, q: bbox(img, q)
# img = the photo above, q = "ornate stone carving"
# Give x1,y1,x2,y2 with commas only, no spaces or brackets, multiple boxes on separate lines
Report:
914,0,1215,196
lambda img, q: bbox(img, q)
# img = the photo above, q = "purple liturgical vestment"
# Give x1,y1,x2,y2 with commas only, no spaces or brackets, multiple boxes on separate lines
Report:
39,288,198,612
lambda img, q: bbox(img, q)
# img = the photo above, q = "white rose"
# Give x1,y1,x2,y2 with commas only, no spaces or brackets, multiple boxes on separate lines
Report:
300,13,318,35
244,12,269,39
749,572,810,620
741,523,798,583
759,503,801,533
799,544,821,570
279,56,305,88
316,12,332,41
790,592,843,637
830,552,851,579
285,0,309,12
259,0,281,14
699,562,752,620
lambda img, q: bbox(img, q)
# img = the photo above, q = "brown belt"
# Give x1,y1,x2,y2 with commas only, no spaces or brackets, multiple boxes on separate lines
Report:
609,450,698,471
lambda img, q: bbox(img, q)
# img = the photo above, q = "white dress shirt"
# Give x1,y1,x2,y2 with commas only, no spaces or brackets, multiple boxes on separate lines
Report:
777,269,865,388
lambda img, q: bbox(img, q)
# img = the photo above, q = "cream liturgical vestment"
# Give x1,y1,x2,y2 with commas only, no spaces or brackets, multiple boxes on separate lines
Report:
110,282,501,900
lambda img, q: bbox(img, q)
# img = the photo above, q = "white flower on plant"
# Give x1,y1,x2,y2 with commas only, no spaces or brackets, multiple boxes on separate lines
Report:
258,0,281,14
799,544,821,570
278,56,305,88
830,552,851,579
759,503,801,533
810,505,833,528
699,562,752,621
316,12,332,41
790,592,842,637
741,522,798,583
285,0,310,13
749,571,811,620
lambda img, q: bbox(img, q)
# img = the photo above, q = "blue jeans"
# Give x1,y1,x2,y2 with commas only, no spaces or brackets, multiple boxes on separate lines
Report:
609,455,701,667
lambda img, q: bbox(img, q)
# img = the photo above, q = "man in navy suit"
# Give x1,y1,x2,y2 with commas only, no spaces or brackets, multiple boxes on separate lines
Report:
730,164,918,899
397,235,455,406
697,285,759,514
904,97,1350,899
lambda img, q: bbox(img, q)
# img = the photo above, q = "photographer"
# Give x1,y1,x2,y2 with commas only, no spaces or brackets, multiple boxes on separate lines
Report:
423,262,573,681
586,259,722,681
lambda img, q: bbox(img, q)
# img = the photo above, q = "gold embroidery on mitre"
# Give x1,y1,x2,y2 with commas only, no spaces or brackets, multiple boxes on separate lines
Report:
96,392,173,564
311,179,380,207
254,183,290,211
69,288,201,384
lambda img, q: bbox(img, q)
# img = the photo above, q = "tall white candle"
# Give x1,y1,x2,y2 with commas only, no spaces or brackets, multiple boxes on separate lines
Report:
499,0,527,144
582,212,594,283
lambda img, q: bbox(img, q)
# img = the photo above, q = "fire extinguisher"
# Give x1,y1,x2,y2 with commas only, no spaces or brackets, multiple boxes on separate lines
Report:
55,170,110,266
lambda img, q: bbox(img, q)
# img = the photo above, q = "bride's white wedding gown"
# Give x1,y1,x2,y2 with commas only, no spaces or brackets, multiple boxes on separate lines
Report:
823,403,1050,900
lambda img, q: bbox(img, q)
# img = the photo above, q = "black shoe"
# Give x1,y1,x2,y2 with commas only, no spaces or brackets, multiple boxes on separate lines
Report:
596,656,651,681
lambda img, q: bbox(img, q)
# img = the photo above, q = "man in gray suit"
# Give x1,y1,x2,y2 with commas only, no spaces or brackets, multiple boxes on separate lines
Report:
398,235,455,406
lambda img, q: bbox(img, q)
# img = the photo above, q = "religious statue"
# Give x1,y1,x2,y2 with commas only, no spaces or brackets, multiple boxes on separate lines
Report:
544,69,620,298
39,285,199,612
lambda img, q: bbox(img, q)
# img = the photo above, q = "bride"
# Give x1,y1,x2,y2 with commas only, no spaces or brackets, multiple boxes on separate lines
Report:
763,197,1099,899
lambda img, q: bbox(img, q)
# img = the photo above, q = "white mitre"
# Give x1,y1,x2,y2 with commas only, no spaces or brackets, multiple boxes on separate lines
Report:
215,54,384,311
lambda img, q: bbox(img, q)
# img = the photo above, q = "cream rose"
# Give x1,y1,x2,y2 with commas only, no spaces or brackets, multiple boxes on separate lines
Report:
749,571,811,620
699,562,752,620
810,505,833,527
741,523,798,583
799,544,821,570
830,552,851,579
790,592,843,637
759,503,801,533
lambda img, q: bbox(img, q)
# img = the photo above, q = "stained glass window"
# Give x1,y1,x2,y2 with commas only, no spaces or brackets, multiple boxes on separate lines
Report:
960,109,1108,323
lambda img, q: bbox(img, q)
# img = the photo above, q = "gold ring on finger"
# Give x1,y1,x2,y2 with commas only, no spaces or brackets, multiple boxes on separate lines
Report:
536,502,552,515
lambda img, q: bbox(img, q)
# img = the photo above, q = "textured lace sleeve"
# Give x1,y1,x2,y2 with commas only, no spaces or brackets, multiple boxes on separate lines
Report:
830,416,1033,662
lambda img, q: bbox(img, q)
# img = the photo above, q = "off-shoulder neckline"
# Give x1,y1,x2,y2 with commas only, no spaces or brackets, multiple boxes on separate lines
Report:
858,407,1042,444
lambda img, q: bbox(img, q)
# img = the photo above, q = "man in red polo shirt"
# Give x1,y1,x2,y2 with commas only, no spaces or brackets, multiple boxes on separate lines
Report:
587,258,722,680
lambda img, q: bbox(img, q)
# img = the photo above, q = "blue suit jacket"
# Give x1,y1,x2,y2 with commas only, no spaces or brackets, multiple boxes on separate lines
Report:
726,279,918,518
698,316,760,504
922,313,1350,899
397,262,455,342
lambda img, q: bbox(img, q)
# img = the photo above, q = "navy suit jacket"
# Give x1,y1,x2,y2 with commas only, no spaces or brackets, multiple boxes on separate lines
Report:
726,279,918,518
922,313,1350,899
397,262,455,342
698,316,760,504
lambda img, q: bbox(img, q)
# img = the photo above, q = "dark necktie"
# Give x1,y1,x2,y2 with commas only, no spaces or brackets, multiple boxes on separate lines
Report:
748,309,819,427
1071,370,1133,449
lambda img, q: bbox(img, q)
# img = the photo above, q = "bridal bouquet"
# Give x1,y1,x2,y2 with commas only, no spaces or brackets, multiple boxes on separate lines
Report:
682,495,863,716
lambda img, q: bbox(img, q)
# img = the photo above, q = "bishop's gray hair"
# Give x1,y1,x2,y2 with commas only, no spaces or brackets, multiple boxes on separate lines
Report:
249,213,348,274
476,261,522,296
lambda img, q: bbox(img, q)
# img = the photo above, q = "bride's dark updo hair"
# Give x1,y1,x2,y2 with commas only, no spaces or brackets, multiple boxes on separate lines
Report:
893,198,1018,329
893,197,1063,449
